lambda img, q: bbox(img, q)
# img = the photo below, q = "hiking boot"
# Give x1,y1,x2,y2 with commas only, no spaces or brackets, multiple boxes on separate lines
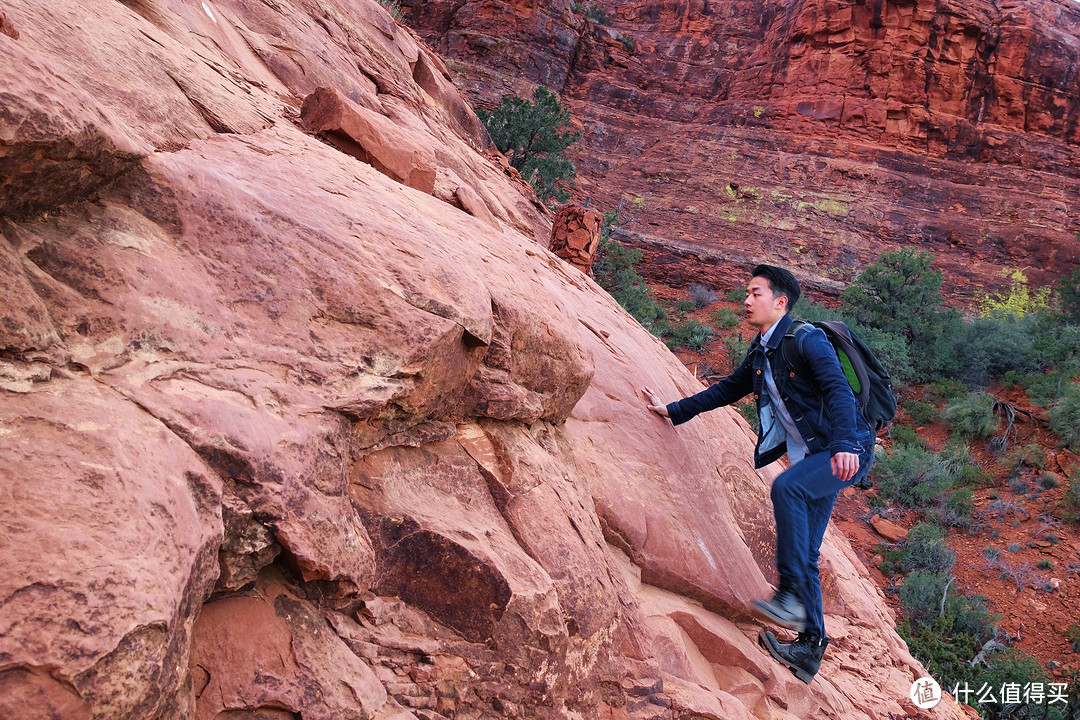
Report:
752,588,807,633
854,476,873,490
759,630,830,684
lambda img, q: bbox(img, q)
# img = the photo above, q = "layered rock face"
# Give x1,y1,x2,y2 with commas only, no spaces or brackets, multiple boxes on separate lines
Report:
402,0,1080,299
1,0,973,718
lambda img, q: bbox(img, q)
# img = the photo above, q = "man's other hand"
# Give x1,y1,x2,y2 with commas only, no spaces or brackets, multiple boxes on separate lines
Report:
831,452,860,481
642,386,669,417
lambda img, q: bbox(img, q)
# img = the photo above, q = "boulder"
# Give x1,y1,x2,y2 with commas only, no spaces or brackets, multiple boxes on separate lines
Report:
302,86,438,194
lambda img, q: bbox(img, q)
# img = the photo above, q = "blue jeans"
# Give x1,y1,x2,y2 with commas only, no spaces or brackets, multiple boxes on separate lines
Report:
770,445,875,638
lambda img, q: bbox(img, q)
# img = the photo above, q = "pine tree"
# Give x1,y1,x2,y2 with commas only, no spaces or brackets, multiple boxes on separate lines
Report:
841,248,962,380
477,86,580,203
1059,264,1080,322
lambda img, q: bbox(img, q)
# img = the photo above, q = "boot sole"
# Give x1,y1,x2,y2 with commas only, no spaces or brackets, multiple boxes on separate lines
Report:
751,599,807,633
759,632,816,684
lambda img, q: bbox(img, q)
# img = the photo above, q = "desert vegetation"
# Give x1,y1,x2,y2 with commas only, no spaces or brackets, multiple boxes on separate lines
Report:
477,86,580,204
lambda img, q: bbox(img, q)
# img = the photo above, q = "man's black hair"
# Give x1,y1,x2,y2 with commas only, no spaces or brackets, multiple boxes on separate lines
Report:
751,264,801,312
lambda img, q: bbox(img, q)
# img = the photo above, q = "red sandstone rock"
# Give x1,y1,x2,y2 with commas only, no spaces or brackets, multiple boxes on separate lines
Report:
0,11,17,38
0,0,976,718
402,0,1080,300
870,515,909,543
551,204,604,273
301,86,437,194
453,183,499,229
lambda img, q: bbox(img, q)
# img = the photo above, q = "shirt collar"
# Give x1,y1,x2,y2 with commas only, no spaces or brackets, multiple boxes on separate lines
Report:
758,313,794,350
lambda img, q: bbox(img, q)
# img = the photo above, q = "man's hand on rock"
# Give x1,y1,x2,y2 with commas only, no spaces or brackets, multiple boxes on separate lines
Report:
642,386,669,417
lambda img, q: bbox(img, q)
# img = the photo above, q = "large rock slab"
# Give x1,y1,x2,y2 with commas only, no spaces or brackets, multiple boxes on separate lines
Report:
0,0,976,718
301,86,438,193
0,376,222,720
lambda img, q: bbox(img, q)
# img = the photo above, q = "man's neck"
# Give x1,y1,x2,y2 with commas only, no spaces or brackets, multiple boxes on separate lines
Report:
759,316,785,342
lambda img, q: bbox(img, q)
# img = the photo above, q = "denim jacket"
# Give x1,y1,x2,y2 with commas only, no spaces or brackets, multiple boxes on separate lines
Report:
666,313,873,469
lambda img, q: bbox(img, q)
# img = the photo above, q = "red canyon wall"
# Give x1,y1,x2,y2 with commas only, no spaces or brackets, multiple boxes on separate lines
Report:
403,0,1080,300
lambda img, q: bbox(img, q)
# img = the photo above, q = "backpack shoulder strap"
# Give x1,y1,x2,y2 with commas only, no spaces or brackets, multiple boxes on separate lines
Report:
778,320,811,375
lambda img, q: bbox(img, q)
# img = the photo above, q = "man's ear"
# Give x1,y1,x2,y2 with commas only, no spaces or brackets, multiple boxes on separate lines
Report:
776,294,788,311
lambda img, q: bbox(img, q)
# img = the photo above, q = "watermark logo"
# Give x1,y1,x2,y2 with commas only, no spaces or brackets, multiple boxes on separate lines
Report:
911,677,942,709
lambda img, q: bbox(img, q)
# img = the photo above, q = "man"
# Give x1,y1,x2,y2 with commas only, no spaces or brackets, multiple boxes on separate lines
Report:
642,264,875,684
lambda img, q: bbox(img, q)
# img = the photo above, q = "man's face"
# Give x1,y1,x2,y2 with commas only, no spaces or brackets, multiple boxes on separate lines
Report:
744,276,787,332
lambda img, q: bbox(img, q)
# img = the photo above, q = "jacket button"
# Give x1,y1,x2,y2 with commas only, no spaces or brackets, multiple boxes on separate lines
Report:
790,372,795,377
756,369,762,375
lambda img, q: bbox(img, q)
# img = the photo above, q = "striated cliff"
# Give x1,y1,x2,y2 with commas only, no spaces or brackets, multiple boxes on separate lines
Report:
0,0,973,718
402,0,1080,300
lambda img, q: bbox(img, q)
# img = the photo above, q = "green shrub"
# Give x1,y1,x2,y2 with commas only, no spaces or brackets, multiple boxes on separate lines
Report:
902,525,956,574
938,440,992,487
591,236,665,332
710,307,739,329
666,319,713,351
954,314,1040,388
873,444,951,507
1050,382,1080,451
889,423,925,448
877,544,908,578
375,0,401,18
1038,559,1054,570
725,287,745,303
1021,370,1076,408
616,33,635,53
1062,478,1080,524
860,327,915,384
900,616,979,702
723,336,750,372
905,400,939,425
979,268,1052,319
931,378,969,402
840,248,962,381
573,2,611,24
736,399,759,434
477,86,579,203
672,298,696,316
790,297,851,323
979,651,1062,720
1067,622,1080,652
1059,265,1080,322
959,464,995,488
897,571,950,626
943,487,974,527
897,573,999,708
1005,442,1048,470
943,392,999,439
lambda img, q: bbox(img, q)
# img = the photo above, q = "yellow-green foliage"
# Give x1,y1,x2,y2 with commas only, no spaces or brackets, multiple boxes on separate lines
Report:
978,268,1052,319
795,198,849,218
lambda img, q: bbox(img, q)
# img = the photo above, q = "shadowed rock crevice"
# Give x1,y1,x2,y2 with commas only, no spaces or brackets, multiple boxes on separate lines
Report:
0,60,145,221
366,518,513,643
